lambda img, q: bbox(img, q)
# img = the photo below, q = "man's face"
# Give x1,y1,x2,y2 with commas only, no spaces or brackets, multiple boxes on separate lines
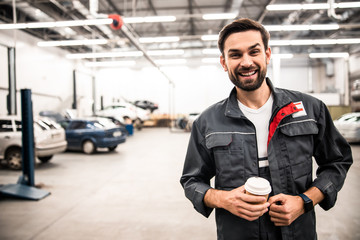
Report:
220,30,271,92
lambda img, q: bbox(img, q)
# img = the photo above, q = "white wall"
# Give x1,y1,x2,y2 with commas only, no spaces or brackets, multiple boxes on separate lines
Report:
94,65,233,115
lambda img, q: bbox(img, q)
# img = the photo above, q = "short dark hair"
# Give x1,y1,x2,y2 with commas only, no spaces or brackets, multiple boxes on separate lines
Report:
218,18,270,55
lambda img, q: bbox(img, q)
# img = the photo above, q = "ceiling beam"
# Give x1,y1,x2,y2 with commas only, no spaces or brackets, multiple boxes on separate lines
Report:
147,0,167,35
188,0,196,35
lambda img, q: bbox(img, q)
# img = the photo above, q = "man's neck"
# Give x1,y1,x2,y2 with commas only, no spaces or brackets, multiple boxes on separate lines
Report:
236,80,271,109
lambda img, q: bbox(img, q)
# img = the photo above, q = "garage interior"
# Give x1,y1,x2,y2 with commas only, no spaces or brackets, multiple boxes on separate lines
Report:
1,0,360,239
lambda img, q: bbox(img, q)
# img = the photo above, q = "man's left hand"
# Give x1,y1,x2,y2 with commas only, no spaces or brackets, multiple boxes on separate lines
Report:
268,194,304,226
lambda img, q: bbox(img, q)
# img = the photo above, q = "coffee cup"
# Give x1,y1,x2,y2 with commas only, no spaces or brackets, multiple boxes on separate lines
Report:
244,177,272,200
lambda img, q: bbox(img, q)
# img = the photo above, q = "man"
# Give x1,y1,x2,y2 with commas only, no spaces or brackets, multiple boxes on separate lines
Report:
180,18,353,240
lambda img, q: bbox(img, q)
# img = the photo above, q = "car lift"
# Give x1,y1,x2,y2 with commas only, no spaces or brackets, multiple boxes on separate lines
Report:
0,89,50,200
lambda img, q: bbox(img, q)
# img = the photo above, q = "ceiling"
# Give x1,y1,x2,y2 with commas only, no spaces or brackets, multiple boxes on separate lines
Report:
0,0,360,67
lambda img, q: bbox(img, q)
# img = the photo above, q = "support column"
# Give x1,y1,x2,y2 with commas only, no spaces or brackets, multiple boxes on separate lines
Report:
7,47,16,115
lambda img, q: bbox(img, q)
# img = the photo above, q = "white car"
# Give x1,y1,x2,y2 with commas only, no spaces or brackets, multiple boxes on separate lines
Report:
333,112,360,143
0,116,67,170
97,103,150,130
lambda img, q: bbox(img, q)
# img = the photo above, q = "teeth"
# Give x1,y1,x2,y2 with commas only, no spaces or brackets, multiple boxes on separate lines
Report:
240,71,256,76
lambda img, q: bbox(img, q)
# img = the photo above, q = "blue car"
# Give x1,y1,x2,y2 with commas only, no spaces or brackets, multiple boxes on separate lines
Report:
58,117,126,154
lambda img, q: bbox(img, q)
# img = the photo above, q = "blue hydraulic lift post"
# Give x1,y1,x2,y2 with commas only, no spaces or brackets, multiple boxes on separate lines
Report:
0,89,50,200
20,89,35,186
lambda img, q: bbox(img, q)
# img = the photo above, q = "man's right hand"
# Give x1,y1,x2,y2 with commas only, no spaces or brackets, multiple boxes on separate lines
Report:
204,185,270,221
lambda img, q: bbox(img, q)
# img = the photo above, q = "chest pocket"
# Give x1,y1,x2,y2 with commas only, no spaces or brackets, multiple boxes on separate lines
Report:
279,120,318,185
206,133,245,189
279,119,318,137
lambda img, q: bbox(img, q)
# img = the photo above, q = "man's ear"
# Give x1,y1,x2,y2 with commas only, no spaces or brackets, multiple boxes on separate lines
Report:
265,47,271,65
220,55,228,72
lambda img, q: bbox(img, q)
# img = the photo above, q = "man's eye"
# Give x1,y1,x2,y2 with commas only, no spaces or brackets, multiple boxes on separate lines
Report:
250,50,260,55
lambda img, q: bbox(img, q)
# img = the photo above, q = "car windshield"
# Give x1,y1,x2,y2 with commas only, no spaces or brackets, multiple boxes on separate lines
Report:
35,121,48,130
40,118,61,129
338,115,360,122
36,120,51,130
88,121,105,129
96,118,117,128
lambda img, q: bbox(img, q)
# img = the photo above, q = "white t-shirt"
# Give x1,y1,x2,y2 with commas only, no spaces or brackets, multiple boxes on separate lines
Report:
238,94,273,160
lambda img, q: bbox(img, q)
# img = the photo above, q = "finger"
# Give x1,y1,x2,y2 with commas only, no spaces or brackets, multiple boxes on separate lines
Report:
269,203,284,213
268,209,284,219
268,194,284,205
271,217,291,226
236,200,269,214
236,207,269,221
241,194,268,204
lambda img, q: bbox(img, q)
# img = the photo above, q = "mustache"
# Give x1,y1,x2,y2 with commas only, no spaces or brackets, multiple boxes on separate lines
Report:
237,66,258,72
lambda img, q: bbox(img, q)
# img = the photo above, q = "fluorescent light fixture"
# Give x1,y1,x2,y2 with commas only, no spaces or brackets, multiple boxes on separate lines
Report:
266,2,360,11
123,16,176,24
154,59,187,65
144,16,176,23
201,58,219,63
84,61,136,68
139,36,180,43
202,48,221,55
37,39,108,47
309,52,349,58
66,49,184,59
66,51,143,59
0,18,112,30
202,13,237,20
147,49,185,56
269,38,360,46
201,35,219,41
271,54,294,59
123,17,144,24
265,24,339,31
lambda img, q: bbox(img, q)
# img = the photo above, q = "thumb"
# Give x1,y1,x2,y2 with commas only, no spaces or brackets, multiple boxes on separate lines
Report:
268,194,284,205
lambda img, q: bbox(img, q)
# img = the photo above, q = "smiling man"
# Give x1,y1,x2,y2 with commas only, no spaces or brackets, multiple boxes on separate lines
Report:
180,18,353,240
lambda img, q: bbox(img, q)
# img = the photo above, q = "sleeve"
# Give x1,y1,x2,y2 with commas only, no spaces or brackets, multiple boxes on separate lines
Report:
180,120,216,218
312,102,353,210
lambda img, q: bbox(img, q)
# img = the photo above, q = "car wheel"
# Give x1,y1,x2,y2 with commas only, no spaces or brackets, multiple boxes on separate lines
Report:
38,155,53,163
5,148,22,170
108,146,117,152
134,118,143,130
82,140,95,154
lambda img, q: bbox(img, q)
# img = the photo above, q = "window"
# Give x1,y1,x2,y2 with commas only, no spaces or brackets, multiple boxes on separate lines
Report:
0,120,13,132
14,121,22,131
69,121,87,129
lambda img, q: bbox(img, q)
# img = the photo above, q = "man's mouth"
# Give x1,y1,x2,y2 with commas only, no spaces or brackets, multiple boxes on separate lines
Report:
238,70,257,77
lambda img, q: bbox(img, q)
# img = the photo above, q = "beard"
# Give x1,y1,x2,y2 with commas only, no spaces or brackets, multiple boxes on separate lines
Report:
228,65,267,92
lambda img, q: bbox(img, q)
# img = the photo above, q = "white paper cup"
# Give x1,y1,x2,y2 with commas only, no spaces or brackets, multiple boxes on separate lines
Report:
244,177,272,200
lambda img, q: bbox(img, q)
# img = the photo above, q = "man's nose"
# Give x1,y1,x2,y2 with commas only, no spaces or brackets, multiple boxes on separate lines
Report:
240,55,253,68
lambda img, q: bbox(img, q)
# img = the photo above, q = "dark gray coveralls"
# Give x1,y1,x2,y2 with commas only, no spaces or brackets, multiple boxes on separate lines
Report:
180,78,353,240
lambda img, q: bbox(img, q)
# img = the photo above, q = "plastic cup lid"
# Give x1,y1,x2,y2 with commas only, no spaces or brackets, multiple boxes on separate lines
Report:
244,177,272,195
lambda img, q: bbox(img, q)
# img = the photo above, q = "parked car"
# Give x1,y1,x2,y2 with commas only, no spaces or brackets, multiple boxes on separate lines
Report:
58,117,127,154
333,112,360,143
39,110,67,122
0,116,67,170
97,103,150,130
133,100,159,113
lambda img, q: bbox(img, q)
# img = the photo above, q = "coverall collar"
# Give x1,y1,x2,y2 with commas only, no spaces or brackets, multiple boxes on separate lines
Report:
225,78,293,118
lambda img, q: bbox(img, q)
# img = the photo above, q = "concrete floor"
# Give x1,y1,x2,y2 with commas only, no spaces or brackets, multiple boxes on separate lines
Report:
0,127,359,240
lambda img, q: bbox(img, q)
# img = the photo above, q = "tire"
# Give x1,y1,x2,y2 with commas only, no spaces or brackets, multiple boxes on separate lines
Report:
82,140,95,154
5,148,22,170
38,155,53,163
134,118,143,130
108,145,117,152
